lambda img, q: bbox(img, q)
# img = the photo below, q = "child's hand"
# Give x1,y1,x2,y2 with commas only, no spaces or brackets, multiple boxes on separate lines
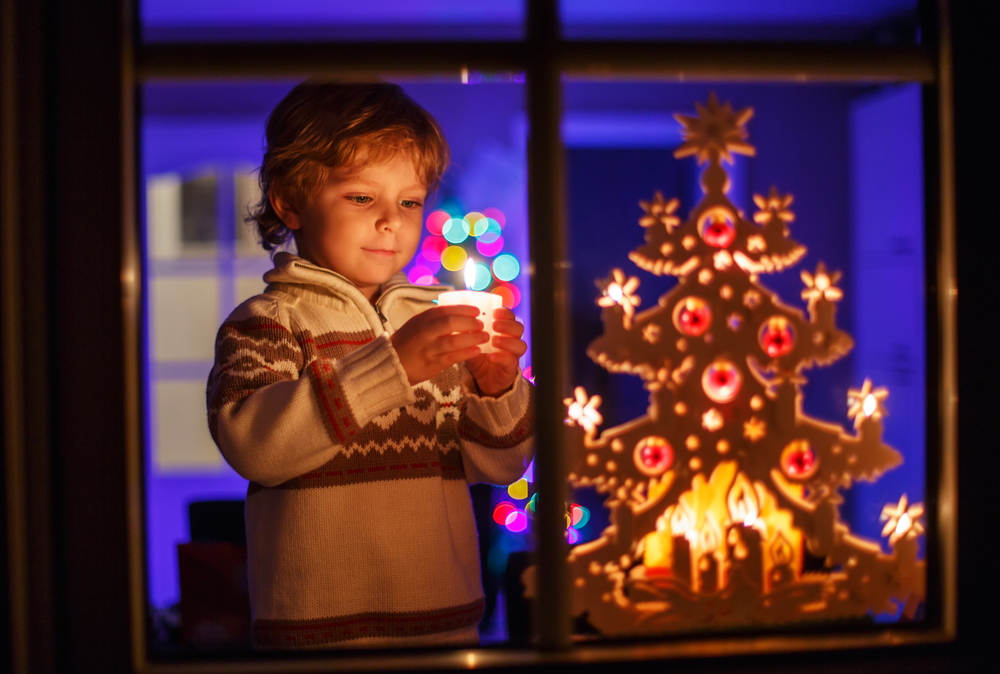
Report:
465,308,527,397
391,305,489,386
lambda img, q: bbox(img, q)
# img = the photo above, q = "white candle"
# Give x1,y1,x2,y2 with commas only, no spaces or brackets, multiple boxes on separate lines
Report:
437,260,502,354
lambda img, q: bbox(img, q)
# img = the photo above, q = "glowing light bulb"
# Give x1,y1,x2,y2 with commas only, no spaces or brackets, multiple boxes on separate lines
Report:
863,393,877,417
608,284,623,302
744,512,757,527
895,512,911,539
464,259,477,290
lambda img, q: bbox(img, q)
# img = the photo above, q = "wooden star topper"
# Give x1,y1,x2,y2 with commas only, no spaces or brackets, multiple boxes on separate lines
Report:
674,92,756,165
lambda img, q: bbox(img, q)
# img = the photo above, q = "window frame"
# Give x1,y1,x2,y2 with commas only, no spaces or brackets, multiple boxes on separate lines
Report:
119,0,957,670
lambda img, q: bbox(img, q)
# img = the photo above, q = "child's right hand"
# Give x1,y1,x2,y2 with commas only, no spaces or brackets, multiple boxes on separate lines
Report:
390,305,489,385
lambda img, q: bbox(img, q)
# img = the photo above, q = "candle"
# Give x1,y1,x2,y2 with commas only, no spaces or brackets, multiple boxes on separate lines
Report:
698,553,718,593
726,523,762,590
437,260,502,354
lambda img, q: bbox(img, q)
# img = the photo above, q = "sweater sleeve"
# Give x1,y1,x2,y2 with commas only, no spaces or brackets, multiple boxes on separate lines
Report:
456,367,535,485
206,298,415,487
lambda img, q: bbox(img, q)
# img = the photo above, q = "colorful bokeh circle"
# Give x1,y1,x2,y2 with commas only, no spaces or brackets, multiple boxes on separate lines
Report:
441,245,468,272
492,254,520,282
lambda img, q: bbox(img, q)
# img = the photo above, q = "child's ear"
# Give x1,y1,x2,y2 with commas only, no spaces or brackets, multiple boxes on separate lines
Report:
270,189,302,231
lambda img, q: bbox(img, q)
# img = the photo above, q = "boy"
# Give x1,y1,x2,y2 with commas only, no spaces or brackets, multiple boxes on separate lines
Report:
206,82,534,649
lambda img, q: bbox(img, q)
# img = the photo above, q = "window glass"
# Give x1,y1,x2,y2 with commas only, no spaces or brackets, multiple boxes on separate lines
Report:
140,0,523,43
560,81,926,639
141,78,531,652
560,0,922,43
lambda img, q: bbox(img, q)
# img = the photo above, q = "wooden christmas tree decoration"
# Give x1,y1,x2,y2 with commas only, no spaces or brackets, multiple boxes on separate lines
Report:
564,94,925,634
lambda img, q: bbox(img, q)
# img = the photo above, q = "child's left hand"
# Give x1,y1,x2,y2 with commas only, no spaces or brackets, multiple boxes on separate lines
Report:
465,307,527,397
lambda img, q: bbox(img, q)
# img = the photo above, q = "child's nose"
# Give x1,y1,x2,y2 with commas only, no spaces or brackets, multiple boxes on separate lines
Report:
377,206,403,231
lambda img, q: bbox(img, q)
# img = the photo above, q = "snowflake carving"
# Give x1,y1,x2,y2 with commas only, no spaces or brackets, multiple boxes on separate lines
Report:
847,378,889,429
880,494,925,546
753,187,795,224
564,386,603,436
801,262,844,309
639,191,681,233
597,268,641,328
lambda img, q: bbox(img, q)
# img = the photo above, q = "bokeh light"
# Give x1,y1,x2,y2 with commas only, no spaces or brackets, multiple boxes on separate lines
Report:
472,217,490,237
567,528,580,545
492,282,520,309
425,210,450,236
507,478,528,500
415,275,439,286
493,502,516,526
443,217,470,244
412,252,441,275
522,459,534,483
408,265,432,284
505,510,528,533
421,235,449,262
492,254,520,282
441,245,468,271
478,219,503,244
476,234,504,257
463,211,485,232
482,206,506,229
472,263,493,291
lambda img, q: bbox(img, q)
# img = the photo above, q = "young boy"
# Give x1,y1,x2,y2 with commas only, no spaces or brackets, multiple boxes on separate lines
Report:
206,82,534,649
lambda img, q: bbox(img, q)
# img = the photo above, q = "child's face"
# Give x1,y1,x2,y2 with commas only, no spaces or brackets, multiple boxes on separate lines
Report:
286,154,427,300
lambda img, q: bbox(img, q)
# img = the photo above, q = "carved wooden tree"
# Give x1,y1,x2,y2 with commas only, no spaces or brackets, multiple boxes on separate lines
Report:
564,94,925,634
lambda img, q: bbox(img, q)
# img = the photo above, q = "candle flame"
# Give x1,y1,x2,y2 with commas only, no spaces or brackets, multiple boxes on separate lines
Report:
464,259,477,290
670,501,694,537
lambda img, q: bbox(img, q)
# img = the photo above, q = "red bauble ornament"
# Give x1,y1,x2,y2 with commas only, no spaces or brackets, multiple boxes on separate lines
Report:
759,316,795,358
634,436,673,476
672,296,712,337
780,440,818,479
702,360,742,404
698,208,737,248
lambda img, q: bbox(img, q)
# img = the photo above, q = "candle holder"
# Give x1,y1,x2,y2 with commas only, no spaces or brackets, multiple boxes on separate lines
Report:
437,260,502,354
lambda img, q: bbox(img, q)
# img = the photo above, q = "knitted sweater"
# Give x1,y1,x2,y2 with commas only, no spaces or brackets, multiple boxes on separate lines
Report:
206,253,534,649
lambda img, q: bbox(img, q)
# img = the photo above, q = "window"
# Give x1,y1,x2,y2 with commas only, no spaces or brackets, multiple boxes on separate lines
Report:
130,0,954,666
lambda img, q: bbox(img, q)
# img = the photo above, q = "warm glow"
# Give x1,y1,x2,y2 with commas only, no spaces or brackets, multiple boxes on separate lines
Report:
895,512,911,539
464,259,476,290
608,284,623,302
863,393,877,417
670,501,694,537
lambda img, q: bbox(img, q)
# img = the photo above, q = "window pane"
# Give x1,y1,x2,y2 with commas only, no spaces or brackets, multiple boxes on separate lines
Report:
559,82,927,639
140,0,523,42
560,0,922,43
141,78,532,653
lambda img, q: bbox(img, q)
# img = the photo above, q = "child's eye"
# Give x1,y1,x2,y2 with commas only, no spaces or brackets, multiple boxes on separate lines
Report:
400,200,423,208
347,196,372,204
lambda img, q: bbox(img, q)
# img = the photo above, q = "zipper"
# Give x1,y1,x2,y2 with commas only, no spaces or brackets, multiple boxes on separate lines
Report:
290,259,446,331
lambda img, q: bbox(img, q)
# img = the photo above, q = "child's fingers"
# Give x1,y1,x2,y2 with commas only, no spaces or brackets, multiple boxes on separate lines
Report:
430,304,482,318
492,307,516,321
427,330,489,357
491,335,528,358
427,314,484,338
491,318,524,339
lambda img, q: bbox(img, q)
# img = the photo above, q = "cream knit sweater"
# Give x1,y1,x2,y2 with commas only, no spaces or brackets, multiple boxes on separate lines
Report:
206,253,534,649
